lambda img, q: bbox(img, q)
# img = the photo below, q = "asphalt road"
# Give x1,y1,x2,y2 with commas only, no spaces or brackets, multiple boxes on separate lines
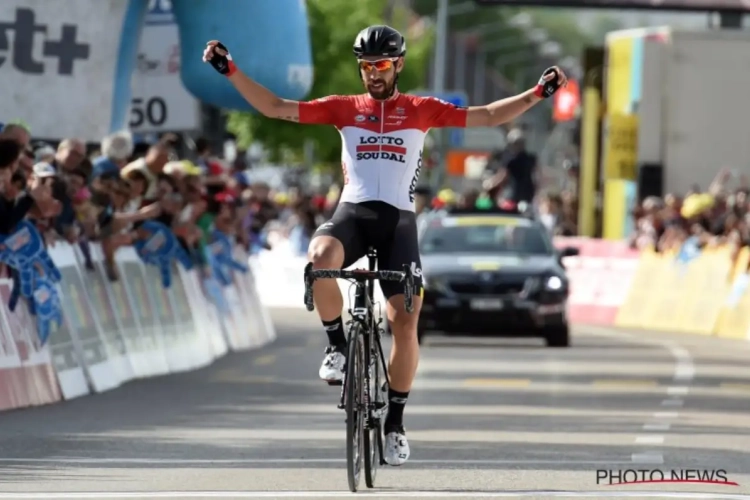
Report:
0,307,749,499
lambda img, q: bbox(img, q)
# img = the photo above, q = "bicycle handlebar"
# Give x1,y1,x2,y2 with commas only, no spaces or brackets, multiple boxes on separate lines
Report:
303,263,415,314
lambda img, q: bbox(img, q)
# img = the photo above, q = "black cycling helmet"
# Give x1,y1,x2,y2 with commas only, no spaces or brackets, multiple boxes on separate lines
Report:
353,25,406,58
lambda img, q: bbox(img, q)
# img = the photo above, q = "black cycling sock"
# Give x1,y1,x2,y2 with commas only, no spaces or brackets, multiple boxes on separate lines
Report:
322,316,346,348
384,388,409,431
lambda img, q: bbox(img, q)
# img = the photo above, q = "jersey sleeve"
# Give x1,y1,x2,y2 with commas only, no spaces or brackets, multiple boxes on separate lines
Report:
419,96,468,129
298,95,346,126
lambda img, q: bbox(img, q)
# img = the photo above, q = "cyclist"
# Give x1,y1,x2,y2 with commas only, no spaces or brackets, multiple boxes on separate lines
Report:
203,25,567,466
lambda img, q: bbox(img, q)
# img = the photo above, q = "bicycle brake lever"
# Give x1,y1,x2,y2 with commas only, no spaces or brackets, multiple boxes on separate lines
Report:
303,262,315,311
403,263,414,314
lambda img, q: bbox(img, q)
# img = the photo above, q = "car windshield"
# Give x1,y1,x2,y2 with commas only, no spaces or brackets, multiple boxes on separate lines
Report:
420,217,552,255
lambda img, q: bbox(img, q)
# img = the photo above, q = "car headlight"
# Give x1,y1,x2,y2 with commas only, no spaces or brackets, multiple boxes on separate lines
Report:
545,275,564,291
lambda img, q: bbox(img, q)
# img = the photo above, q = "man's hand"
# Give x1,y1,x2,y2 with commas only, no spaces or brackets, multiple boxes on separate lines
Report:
203,41,236,76
533,66,568,99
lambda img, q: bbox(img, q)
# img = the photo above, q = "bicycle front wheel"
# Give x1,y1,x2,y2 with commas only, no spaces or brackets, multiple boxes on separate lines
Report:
364,334,384,488
346,326,365,492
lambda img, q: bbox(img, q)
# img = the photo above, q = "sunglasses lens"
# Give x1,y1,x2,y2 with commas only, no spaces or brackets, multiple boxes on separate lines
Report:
360,59,393,72
375,60,392,71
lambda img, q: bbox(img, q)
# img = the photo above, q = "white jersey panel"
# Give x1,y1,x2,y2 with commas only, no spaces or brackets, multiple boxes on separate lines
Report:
338,126,427,212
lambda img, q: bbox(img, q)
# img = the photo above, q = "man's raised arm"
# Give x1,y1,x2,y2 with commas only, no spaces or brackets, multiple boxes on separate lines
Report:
465,67,568,128
203,40,302,123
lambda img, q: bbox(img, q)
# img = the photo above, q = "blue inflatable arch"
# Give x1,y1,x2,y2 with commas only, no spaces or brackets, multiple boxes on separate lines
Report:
112,0,313,129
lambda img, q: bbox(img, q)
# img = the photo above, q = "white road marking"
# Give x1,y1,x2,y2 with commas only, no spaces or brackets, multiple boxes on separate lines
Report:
631,452,664,464
643,422,671,431
660,399,684,407
667,386,689,396
0,458,628,466
635,436,664,444
653,412,679,419
0,492,747,499
577,328,696,466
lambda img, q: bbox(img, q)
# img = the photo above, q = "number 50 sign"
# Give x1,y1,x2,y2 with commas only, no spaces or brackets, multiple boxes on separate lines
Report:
129,0,200,133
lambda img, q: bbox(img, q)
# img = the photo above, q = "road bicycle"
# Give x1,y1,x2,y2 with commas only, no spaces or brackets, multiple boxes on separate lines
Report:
303,248,415,492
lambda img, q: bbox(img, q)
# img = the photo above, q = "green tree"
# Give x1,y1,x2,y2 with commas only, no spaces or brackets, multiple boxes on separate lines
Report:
522,9,594,58
587,14,625,43
227,0,432,164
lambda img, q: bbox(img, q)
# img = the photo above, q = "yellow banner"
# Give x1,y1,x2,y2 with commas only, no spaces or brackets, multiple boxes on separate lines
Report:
604,113,638,180
606,36,633,115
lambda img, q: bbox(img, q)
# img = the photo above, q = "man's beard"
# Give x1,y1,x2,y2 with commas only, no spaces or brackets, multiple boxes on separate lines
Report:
366,78,394,100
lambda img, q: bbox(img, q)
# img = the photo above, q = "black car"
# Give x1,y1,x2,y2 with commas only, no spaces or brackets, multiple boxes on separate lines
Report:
417,207,579,347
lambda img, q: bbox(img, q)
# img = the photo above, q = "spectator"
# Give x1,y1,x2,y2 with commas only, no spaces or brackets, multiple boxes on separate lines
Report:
120,139,171,201
483,128,539,206
0,139,31,234
0,124,34,175
50,139,86,174
286,196,318,255
33,143,56,164
173,173,207,259
96,178,162,281
91,131,134,181
0,123,31,150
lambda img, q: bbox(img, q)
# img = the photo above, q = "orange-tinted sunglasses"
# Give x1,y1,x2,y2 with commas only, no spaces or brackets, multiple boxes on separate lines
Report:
358,58,397,72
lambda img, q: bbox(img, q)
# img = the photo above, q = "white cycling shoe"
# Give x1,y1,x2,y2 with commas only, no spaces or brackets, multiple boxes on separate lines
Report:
383,427,410,466
319,346,346,383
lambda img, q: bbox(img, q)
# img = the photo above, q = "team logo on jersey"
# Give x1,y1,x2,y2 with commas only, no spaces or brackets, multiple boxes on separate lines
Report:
356,136,406,163
355,115,366,122
368,115,379,122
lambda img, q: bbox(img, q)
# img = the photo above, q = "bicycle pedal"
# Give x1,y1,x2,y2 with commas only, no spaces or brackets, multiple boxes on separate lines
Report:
372,407,387,419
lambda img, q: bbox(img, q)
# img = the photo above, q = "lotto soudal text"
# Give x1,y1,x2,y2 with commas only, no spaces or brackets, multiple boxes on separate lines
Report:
356,136,406,163
596,469,737,486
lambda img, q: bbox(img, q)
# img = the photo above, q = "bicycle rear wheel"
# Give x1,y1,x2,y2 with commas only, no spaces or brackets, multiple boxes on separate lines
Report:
346,326,365,492
364,334,384,488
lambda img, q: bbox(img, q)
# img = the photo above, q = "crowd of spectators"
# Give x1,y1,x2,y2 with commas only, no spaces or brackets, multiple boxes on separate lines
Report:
0,121,338,283
9,118,743,275
630,169,750,256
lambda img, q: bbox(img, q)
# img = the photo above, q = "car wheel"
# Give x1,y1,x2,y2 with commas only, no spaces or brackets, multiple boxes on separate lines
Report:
544,325,570,348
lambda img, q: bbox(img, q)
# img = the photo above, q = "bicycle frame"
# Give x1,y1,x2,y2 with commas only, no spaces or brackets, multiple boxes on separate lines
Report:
337,251,389,423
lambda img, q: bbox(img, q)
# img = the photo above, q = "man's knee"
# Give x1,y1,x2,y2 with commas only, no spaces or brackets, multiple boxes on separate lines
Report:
387,295,422,338
308,236,345,270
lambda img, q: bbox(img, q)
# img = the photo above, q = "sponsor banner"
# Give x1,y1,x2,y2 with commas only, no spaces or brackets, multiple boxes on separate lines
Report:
554,237,640,325
178,267,228,359
0,235,275,413
129,0,200,133
116,249,170,378
234,245,275,343
250,242,387,317
166,264,214,371
0,278,63,408
231,250,273,347
51,245,120,393
0,0,135,140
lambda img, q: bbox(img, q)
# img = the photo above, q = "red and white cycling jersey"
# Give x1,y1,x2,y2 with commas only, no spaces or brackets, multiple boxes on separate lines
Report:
299,92,467,212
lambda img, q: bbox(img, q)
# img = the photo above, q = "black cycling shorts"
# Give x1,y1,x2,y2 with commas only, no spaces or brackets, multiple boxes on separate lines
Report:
312,201,422,300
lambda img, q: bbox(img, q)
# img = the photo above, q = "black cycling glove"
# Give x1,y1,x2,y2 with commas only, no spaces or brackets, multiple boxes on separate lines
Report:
207,42,236,76
534,67,562,99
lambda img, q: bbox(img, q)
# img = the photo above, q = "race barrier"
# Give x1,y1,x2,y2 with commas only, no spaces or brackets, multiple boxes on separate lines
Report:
553,237,640,326
0,223,275,412
556,236,750,341
250,239,387,313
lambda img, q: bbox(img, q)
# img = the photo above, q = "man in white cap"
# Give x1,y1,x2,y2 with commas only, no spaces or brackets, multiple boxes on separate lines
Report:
27,162,62,222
